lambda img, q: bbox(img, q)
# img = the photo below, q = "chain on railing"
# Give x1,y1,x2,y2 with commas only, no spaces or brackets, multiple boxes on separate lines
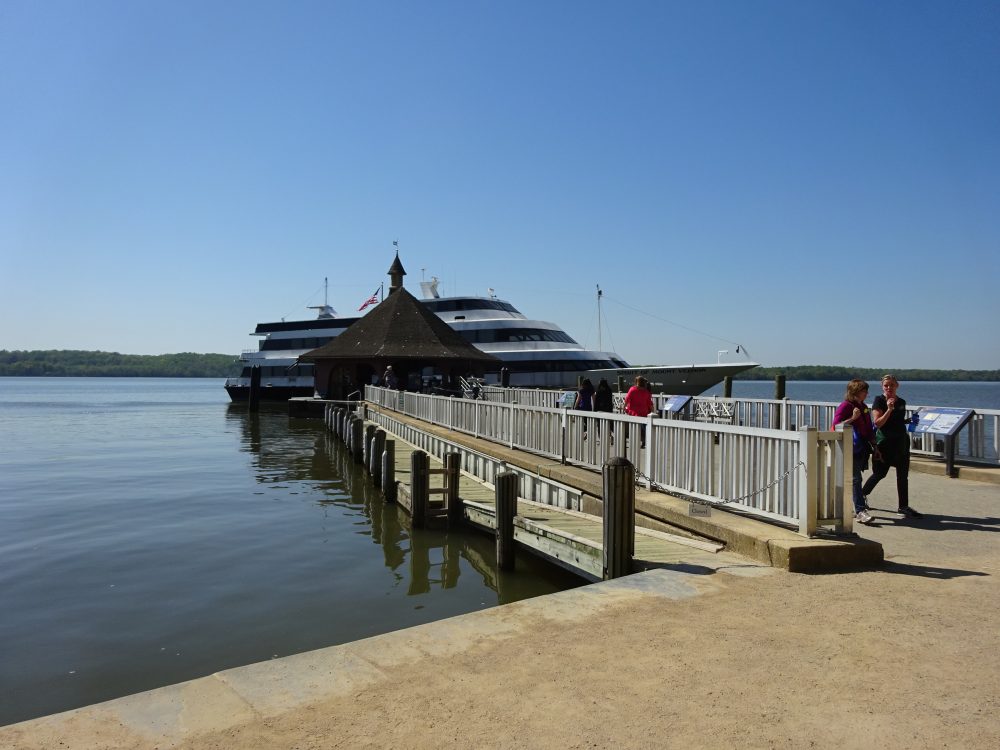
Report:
634,460,805,508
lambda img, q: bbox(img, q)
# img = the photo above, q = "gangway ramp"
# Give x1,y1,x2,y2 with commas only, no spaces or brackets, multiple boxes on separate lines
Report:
385,428,759,582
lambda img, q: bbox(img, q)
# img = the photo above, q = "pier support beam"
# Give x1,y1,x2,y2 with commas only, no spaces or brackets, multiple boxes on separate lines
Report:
363,424,376,469
445,452,462,525
371,430,386,487
382,440,396,503
248,366,261,412
411,450,429,528
351,417,364,464
603,457,635,579
495,471,518,571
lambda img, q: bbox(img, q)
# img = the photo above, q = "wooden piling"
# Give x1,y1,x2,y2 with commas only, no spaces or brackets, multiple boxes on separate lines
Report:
371,430,386,487
602,457,635,579
382,439,396,503
248,366,261,412
774,374,786,400
495,471,518,571
410,450,429,528
363,424,376,469
351,417,364,464
445,452,462,525
723,376,733,398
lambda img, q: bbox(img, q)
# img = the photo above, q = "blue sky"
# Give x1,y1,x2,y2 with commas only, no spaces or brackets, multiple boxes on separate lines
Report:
2,0,998,369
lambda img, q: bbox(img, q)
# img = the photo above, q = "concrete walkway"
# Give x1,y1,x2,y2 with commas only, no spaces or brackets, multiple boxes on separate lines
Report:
3,469,998,749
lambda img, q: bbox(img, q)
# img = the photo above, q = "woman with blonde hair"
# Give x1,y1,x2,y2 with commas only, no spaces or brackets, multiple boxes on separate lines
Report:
862,374,923,518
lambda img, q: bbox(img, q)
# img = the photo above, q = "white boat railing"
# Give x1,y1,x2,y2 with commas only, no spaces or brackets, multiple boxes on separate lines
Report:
365,385,851,536
224,376,315,388
479,385,999,466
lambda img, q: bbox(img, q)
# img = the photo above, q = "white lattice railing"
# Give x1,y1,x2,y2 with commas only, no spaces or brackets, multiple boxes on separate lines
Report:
478,386,999,466
365,385,851,536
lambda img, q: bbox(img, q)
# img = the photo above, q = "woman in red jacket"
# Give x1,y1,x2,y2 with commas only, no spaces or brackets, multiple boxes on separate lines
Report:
624,376,654,448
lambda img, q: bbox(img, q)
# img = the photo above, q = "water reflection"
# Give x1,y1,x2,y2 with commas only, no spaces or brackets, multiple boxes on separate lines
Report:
226,404,581,604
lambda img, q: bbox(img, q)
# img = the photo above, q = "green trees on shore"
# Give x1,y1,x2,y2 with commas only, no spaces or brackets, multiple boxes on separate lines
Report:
734,365,1000,382
0,350,237,378
1,351,997,381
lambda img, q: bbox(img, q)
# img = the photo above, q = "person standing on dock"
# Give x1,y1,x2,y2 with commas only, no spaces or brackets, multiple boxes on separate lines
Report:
833,379,878,525
624,376,654,448
863,374,923,518
383,365,399,390
593,379,614,413
574,378,595,411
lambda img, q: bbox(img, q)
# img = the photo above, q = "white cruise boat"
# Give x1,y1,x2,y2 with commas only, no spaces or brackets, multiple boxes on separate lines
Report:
224,276,757,401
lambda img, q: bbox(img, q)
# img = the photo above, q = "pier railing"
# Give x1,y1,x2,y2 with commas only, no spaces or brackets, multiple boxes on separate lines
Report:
366,385,851,536
477,385,1000,467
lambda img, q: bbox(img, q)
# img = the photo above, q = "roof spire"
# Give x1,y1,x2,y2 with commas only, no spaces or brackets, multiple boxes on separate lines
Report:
387,242,406,295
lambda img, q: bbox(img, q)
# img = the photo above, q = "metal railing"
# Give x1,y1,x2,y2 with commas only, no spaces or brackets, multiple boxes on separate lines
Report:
223,376,315,388
366,385,851,536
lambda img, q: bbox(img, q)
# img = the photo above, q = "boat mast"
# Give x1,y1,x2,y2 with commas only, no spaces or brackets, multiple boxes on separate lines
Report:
597,284,603,351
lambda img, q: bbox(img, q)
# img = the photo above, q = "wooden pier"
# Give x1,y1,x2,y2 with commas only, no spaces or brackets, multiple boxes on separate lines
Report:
325,404,738,582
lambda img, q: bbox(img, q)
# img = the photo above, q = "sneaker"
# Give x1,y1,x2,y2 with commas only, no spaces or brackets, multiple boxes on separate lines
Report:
898,506,924,518
855,510,874,525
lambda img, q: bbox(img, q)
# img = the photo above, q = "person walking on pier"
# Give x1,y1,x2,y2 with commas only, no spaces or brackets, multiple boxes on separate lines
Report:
593,379,614,413
574,378,595,411
833,379,878,525
382,365,399,390
624,376,654,448
863,374,923,518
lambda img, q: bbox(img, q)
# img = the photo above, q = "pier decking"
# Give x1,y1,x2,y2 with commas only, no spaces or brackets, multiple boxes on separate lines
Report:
383,426,733,581
321,400,883,577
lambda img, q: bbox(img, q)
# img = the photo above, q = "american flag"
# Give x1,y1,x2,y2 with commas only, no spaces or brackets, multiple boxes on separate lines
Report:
358,288,380,311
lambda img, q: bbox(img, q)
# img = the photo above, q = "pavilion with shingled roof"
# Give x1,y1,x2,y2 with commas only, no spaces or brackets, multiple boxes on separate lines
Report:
298,253,500,399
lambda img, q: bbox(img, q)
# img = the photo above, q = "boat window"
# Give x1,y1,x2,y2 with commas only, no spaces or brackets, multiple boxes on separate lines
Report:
456,328,577,344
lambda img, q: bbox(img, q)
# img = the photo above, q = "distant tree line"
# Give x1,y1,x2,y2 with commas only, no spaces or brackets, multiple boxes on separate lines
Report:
0,350,238,378
735,366,1000,382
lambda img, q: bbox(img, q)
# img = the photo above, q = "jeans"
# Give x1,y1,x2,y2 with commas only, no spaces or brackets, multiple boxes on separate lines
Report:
851,461,866,514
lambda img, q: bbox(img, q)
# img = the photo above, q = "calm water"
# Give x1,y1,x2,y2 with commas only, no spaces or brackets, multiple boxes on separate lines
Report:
0,378,581,726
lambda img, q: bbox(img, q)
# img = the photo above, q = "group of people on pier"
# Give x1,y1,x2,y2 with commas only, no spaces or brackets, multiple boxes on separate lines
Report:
833,374,922,524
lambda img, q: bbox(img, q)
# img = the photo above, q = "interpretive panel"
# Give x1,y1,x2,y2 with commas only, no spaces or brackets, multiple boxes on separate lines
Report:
663,395,692,414
911,407,974,437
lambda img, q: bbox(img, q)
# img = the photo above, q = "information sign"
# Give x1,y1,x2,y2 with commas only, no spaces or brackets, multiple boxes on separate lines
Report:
911,407,974,437
662,395,692,414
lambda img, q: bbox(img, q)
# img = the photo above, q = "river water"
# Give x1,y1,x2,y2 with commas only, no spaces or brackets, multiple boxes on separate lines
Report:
0,378,582,726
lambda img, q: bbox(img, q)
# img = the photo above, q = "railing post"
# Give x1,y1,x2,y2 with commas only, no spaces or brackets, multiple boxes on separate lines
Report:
603,457,635,579
644,414,655,490
445,452,463,525
382,440,396,503
561,408,568,464
411,450,428,528
839,425,853,532
495,471,518,571
508,403,515,450
799,427,818,536
371,429,386,486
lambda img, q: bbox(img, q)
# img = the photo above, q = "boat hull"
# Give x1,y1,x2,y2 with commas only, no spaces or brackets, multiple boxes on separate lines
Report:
225,384,314,402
